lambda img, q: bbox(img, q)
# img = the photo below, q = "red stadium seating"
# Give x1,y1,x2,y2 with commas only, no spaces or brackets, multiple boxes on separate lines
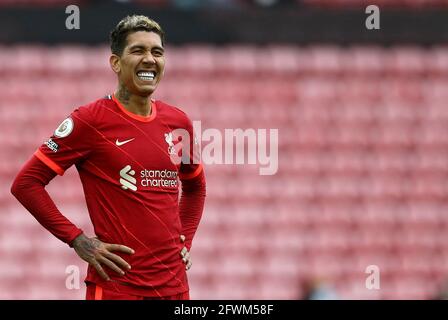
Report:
2,45,448,299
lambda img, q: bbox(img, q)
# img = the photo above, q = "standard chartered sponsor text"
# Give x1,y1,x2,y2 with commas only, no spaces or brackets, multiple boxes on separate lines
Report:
140,169,178,188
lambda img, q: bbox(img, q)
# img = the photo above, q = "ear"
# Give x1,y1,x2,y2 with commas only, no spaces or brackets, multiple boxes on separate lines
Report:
109,54,121,74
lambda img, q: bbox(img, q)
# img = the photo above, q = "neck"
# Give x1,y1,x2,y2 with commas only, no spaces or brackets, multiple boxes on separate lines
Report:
115,84,152,117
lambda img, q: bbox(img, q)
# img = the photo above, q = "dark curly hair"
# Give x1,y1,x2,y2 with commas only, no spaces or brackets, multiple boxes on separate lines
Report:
110,15,165,56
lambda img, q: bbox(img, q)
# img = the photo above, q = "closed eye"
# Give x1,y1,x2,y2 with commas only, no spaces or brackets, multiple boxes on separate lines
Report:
152,50,164,57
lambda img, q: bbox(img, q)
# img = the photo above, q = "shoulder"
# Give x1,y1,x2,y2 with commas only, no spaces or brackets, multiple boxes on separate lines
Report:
72,96,114,125
155,99,192,128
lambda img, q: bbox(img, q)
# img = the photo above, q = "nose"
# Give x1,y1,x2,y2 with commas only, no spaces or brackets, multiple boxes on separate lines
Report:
142,52,156,64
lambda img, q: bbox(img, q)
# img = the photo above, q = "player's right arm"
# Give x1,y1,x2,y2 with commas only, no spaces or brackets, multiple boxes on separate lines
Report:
11,106,134,280
11,153,83,245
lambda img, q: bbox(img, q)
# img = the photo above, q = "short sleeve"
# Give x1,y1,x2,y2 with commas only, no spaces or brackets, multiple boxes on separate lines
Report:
35,107,94,176
179,116,203,180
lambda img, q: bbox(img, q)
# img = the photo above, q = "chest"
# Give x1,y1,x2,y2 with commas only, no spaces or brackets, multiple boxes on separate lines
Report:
91,119,182,173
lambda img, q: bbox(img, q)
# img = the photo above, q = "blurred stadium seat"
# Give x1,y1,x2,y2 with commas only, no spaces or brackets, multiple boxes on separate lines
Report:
3,44,448,299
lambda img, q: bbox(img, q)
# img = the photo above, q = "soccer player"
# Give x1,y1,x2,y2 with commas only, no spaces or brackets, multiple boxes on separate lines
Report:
10,15,206,300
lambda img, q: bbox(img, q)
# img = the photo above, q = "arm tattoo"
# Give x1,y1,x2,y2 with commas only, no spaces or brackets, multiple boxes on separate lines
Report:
72,235,101,259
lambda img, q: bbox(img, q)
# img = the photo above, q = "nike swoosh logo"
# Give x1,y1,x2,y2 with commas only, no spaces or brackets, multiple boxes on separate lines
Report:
116,138,135,146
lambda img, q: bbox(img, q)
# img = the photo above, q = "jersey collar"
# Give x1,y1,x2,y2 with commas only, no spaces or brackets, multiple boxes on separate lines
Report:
112,94,157,123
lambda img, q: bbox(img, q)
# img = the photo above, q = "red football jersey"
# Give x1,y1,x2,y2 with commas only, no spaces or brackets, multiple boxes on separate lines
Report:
35,95,202,297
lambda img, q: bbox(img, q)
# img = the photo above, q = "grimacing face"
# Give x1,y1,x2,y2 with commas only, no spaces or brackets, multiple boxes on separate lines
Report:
110,31,165,97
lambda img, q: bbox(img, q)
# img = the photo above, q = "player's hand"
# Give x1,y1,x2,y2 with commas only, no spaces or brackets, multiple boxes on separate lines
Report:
71,233,134,281
180,235,192,271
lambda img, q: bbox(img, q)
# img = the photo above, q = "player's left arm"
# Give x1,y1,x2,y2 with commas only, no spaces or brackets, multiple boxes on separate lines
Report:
177,115,206,270
179,168,206,270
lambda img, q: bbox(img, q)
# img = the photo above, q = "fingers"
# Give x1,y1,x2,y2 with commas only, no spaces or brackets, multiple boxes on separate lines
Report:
90,250,131,281
103,251,132,271
97,242,133,278
105,243,135,255
91,261,110,281
180,246,192,270
179,237,190,268
98,256,126,276
73,237,134,280
181,250,190,263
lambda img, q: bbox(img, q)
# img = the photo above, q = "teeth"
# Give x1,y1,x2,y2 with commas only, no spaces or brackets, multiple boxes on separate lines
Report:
137,71,155,81
138,71,154,77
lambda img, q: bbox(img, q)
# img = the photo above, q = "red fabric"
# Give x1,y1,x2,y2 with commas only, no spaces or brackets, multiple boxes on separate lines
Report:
12,96,205,298
179,170,206,251
10,155,84,245
85,282,189,300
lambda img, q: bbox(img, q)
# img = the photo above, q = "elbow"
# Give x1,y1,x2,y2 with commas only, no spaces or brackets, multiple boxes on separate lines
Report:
11,174,31,199
10,175,22,199
10,180,19,198
202,180,207,197
10,155,53,199
198,169,206,196
198,174,206,198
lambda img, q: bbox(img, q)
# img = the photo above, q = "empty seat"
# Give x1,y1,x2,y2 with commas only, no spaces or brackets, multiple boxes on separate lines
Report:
3,44,448,300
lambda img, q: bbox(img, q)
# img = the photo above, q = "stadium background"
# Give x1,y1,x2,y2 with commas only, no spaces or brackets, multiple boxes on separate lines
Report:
1,0,448,299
